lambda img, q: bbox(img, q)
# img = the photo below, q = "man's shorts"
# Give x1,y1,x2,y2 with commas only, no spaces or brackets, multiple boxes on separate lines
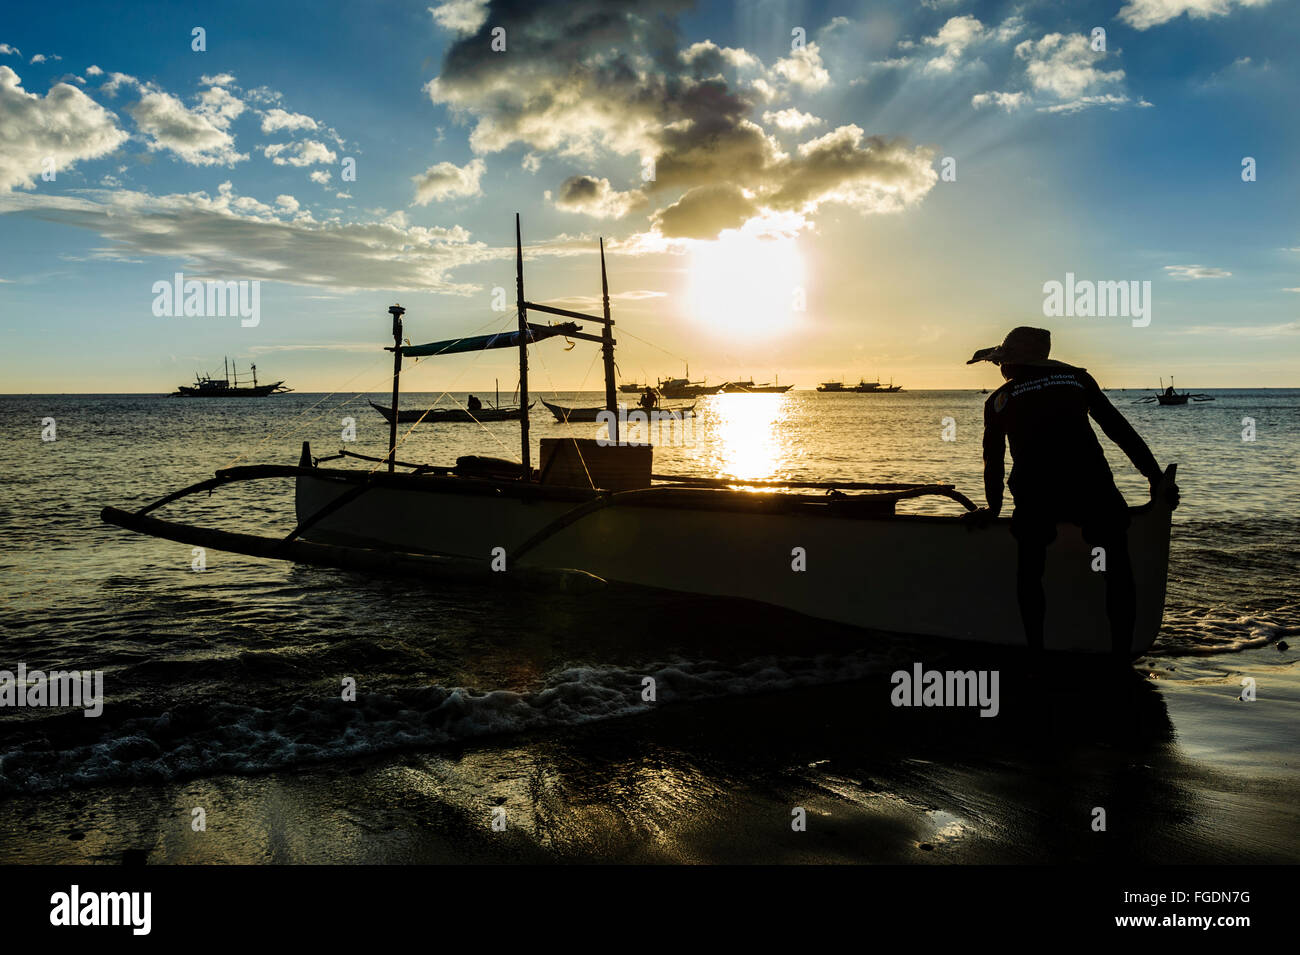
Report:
1010,487,1131,548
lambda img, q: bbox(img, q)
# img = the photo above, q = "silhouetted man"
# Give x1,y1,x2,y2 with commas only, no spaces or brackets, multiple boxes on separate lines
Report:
467,394,482,412
963,327,1178,656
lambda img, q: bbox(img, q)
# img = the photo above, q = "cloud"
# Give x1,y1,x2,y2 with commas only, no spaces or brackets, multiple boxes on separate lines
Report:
429,0,489,34
0,183,501,292
0,66,130,192
919,15,1025,74
1013,33,1128,110
1164,264,1232,279
100,72,140,96
310,169,332,185
411,157,485,204
425,0,935,240
971,90,1029,111
260,107,319,134
765,125,937,216
762,107,824,131
0,44,20,57
1039,93,1133,113
1117,0,1272,31
263,140,336,167
553,175,647,219
770,43,830,91
129,86,248,166
200,73,236,86
650,183,757,238
29,53,62,64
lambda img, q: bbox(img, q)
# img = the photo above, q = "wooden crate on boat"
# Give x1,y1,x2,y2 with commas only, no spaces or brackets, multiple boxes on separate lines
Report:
539,438,652,490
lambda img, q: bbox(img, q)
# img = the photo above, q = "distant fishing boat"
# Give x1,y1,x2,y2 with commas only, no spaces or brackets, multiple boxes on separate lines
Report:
878,378,903,393
103,216,1179,656
368,399,531,423
817,381,846,392
1133,377,1214,406
850,378,882,392
719,378,792,394
171,358,290,397
657,366,724,399
618,382,643,394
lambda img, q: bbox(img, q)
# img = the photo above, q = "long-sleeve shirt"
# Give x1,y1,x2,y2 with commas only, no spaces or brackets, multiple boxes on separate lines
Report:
982,364,1161,514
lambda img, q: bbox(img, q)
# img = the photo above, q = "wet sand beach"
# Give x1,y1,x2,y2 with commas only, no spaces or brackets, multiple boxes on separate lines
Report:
3,645,1295,864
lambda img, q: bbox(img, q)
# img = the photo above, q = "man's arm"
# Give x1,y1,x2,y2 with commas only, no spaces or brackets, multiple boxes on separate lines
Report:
982,397,1005,515
1083,374,1161,483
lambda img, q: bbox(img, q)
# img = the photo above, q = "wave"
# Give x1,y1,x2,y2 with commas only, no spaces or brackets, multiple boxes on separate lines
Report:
0,650,893,794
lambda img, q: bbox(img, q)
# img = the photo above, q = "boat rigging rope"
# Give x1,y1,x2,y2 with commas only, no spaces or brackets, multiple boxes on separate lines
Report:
219,350,393,470
221,306,520,472
367,310,548,472
531,335,599,489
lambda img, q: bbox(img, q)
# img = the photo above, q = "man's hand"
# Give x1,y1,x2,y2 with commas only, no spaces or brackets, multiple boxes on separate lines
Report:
1151,478,1180,511
961,506,998,530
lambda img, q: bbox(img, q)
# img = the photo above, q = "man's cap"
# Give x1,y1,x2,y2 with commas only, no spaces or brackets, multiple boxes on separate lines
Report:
966,326,1052,365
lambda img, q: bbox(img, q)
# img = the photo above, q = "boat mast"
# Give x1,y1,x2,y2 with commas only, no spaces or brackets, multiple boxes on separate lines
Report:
515,213,531,478
387,304,405,473
600,236,618,444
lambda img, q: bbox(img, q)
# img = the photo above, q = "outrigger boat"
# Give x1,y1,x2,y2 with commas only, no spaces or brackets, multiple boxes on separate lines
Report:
541,398,695,423
368,399,532,424
102,216,1178,655
171,358,291,397
1134,377,1214,406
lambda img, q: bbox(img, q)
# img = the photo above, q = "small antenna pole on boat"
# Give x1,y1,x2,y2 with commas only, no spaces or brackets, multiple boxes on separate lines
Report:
600,236,618,444
515,213,531,478
387,304,405,474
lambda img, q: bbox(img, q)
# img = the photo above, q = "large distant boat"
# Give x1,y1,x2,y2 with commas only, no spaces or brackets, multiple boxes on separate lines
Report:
817,381,846,392
719,378,792,394
171,358,291,397
657,366,724,399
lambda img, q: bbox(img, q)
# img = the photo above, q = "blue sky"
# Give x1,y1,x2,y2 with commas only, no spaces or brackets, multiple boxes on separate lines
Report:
1,0,1296,392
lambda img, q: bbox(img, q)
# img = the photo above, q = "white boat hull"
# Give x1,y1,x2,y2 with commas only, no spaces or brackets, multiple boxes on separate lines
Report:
294,469,1173,654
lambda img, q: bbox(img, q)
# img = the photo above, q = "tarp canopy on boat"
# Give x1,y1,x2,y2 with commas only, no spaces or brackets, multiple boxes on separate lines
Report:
401,322,581,358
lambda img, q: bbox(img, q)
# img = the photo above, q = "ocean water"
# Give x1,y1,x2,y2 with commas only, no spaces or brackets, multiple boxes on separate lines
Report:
0,389,1296,826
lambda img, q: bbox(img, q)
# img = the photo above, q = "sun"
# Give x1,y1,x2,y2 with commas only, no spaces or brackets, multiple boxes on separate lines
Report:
687,233,805,336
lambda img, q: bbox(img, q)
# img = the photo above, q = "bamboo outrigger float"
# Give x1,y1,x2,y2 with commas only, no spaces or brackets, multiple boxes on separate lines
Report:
102,216,1178,654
